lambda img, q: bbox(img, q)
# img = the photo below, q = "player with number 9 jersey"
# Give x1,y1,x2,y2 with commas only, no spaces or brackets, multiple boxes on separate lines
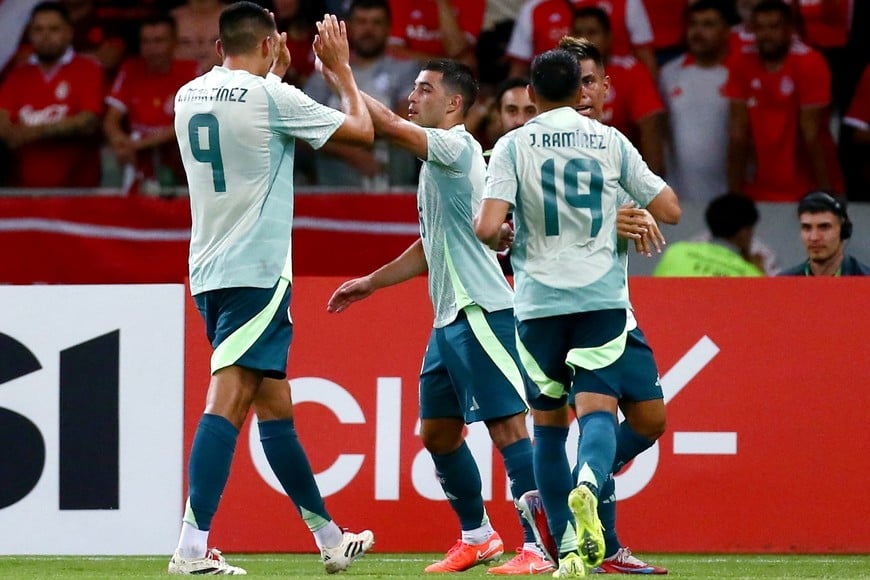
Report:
175,60,345,295
483,100,664,321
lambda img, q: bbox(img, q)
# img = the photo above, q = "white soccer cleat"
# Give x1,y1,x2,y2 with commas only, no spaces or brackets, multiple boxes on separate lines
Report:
320,529,375,574
168,547,247,575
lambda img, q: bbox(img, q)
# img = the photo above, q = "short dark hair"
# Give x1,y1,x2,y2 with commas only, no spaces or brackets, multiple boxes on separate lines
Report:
530,49,581,103
141,15,178,36
219,1,276,56
687,0,735,24
752,0,794,24
705,193,759,239
31,1,71,25
495,77,529,109
422,59,478,115
573,6,611,34
349,0,391,20
557,36,605,71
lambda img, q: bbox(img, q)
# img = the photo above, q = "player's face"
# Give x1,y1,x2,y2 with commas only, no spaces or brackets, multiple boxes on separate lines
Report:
686,9,730,60
572,17,611,59
348,7,390,59
29,11,73,64
800,211,843,263
407,71,452,128
575,58,609,120
752,11,791,60
140,23,176,69
499,87,537,133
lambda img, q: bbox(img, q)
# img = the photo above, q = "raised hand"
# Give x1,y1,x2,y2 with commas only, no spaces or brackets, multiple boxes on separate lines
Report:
313,14,350,71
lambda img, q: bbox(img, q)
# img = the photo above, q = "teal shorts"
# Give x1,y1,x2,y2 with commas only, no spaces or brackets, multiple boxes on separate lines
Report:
194,278,293,379
517,309,661,409
419,306,530,423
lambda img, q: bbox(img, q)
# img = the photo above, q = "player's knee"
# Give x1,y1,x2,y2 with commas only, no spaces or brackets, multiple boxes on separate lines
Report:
485,413,529,449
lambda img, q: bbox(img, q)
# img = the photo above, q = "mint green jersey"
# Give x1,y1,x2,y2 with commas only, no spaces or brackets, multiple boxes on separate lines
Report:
419,124,514,328
175,68,345,295
483,107,665,321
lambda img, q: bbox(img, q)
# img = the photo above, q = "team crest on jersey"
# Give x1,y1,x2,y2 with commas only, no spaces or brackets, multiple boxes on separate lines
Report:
750,78,761,90
55,81,69,100
780,76,794,96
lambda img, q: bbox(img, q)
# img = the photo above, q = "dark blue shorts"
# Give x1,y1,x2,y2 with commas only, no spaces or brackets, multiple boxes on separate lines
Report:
419,306,531,423
517,309,661,409
193,278,293,379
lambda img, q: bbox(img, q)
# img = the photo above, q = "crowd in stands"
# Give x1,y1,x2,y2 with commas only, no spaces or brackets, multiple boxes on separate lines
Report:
0,0,867,201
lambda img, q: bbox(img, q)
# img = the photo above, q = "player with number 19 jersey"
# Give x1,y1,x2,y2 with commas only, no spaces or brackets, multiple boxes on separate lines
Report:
175,67,345,295
483,106,664,321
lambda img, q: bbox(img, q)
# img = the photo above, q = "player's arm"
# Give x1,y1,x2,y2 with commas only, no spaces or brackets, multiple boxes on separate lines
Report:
727,100,749,193
327,238,428,313
361,91,428,159
474,199,512,250
313,15,374,146
436,0,472,60
645,186,680,224
799,105,835,191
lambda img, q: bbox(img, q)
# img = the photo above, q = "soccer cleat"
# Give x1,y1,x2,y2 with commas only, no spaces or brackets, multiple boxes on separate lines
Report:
518,490,558,565
552,552,586,577
568,486,605,569
320,529,375,574
487,547,555,575
168,547,247,575
594,547,668,574
424,532,505,573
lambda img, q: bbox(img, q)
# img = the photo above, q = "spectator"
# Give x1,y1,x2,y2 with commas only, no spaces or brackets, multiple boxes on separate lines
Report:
506,0,657,79
172,0,226,73
653,193,765,276
104,16,198,195
573,6,665,174
643,0,689,66
841,63,870,201
305,0,419,189
274,0,324,87
0,1,103,188
494,76,537,135
62,0,126,73
475,0,524,88
387,0,485,69
725,0,843,202
659,0,732,202
779,191,869,276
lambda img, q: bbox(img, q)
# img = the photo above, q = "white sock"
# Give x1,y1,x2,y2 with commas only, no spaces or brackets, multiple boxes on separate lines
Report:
524,542,543,555
461,521,495,545
313,520,343,549
177,521,209,560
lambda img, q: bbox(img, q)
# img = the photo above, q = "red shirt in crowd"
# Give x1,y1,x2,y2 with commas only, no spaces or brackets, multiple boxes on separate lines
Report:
0,49,104,187
106,56,198,185
601,54,664,143
507,0,653,63
789,0,852,49
388,0,485,57
724,41,843,201
644,0,689,50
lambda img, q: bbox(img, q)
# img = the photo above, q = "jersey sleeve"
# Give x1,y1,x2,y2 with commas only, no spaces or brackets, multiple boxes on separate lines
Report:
625,0,654,46
505,0,535,61
482,135,518,207
77,59,106,115
723,54,748,101
266,76,346,149
388,0,408,47
106,60,131,111
614,128,666,207
425,126,467,167
796,49,831,108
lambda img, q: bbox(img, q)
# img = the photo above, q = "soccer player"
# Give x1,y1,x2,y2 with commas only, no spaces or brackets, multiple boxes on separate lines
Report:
171,3,375,574
326,59,550,575
475,48,680,577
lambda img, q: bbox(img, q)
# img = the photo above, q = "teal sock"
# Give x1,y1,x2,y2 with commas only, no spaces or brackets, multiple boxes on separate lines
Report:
533,425,574,556
576,411,617,494
599,473,620,557
186,413,238,531
258,419,332,531
613,421,655,474
499,438,537,543
431,442,485,530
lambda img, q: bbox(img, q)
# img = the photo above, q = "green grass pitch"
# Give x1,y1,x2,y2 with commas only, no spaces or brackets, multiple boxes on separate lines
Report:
1,554,868,578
